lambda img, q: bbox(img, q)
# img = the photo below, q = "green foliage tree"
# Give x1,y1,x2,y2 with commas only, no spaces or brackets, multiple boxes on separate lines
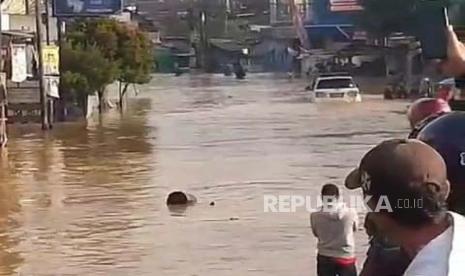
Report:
114,26,153,108
62,18,153,112
62,43,119,112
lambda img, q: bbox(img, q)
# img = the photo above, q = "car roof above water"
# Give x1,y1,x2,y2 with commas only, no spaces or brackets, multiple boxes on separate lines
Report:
317,72,351,77
316,76,354,80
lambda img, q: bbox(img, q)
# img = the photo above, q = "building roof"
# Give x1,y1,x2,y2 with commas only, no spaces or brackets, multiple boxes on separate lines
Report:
3,30,34,38
160,38,192,53
209,39,244,52
260,26,297,40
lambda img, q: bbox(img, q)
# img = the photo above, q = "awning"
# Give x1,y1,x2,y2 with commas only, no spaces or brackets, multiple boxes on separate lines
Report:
2,30,35,39
260,26,297,40
337,44,386,56
209,39,244,52
305,24,355,43
160,39,192,54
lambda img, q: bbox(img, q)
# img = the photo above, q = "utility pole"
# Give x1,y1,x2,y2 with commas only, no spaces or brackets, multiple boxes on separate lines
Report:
225,0,230,35
199,10,207,70
35,0,49,130
44,0,50,45
0,0,7,148
44,0,53,127
57,18,64,121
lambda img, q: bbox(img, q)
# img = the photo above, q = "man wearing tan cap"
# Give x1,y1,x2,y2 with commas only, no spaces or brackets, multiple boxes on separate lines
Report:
345,139,465,276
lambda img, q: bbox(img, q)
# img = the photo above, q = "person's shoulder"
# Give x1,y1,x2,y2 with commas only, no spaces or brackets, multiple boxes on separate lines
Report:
450,211,465,227
450,211,465,221
448,213,465,274
310,209,324,220
310,209,322,217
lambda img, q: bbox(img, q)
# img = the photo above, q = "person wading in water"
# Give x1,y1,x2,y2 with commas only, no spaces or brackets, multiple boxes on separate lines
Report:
311,184,358,276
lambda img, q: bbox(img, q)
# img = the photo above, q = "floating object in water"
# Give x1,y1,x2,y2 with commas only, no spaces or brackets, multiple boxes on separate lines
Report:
166,191,197,205
210,201,215,206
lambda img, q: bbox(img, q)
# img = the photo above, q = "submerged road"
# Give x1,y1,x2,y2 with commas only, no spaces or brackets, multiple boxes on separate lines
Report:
0,74,409,275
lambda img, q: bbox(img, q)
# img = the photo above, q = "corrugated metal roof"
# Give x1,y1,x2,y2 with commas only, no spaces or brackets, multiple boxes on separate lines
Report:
209,39,244,52
2,0,27,15
3,30,34,38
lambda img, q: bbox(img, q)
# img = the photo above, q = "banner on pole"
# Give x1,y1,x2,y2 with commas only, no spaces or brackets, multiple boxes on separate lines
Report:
0,73,7,104
2,0,27,15
288,0,310,49
42,45,60,76
53,0,123,17
45,76,60,98
11,44,27,83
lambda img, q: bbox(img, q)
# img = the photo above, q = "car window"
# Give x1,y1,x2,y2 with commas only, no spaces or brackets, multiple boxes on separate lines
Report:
316,78,355,89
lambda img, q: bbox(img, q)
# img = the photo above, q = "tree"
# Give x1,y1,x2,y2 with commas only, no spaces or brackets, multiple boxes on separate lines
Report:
63,18,153,113
61,43,119,112
114,26,153,108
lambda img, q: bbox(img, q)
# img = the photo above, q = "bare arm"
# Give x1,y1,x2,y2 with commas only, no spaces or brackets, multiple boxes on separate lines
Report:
440,26,465,77
310,213,318,237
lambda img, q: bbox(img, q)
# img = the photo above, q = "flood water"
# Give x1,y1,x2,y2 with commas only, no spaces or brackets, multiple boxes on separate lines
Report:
0,74,410,275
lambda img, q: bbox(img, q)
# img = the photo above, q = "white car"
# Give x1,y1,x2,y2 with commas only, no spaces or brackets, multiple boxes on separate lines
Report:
308,74,362,103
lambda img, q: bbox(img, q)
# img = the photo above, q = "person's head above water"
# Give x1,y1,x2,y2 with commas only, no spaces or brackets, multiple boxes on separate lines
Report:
345,139,450,249
417,112,465,213
166,191,196,205
407,98,451,129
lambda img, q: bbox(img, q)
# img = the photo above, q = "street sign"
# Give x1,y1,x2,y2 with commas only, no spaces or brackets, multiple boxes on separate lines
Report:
53,0,123,17
42,45,60,76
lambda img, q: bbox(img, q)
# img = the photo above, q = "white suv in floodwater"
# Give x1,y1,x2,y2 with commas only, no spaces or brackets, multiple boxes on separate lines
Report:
308,73,362,103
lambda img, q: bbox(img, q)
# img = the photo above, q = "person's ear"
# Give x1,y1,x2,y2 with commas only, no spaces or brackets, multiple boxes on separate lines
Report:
445,180,450,199
425,181,449,199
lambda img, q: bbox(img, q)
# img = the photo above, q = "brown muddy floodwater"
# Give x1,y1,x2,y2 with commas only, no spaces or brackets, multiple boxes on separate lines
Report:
0,74,410,275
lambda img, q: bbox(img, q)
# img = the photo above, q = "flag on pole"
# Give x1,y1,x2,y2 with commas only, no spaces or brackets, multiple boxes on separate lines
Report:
288,0,310,49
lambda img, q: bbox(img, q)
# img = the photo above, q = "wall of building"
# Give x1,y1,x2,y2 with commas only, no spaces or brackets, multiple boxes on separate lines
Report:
2,0,27,15
270,0,308,25
8,14,58,42
311,0,361,25
2,0,59,43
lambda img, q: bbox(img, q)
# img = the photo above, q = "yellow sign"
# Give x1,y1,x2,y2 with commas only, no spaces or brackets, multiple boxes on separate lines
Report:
2,0,27,15
42,45,60,76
